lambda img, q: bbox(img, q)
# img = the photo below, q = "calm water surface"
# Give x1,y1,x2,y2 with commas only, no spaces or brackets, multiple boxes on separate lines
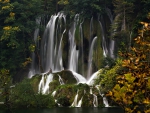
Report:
0,107,124,113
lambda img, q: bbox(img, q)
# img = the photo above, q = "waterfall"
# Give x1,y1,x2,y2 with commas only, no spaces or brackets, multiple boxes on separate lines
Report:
28,17,41,78
71,90,79,107
103,97,109,107
38,73,45,93
96,85,109,107
58,74,64,85
106,8,115,59
79,20,84,76
87,71,99,85
93,94,98,107
89,88,98,107
98,16,108,57
87,36,98,79
71,90,84,107
38,73,53,94
77,97,83,107
68,14,79,72
52,90,57,97
28,12,116,107
71,71,86,83
41,12,66,73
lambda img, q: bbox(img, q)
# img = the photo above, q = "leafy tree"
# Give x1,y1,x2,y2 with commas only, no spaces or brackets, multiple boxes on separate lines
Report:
0,69,11,108
107,14,150,113
58,0,106,18
113,0,134,31
0,0,44,76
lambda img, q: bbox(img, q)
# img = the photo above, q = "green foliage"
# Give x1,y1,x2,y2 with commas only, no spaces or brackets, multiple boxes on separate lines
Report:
0,69,11,106
10,78,55,108
94,59,123,94
100,56,116,68
107,16,150,113
58,0,106,18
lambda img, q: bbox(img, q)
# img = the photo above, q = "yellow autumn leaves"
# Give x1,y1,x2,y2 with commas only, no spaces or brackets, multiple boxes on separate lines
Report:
0,0,10,3
3,26,19,31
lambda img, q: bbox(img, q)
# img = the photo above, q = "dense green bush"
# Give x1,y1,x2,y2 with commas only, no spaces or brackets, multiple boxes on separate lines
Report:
94,59,123,94
10,79,55,108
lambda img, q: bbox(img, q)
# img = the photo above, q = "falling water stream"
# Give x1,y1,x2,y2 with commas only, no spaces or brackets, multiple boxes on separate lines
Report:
28,11,115,107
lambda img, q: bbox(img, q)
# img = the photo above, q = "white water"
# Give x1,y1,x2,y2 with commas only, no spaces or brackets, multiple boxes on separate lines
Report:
71,71,87,83
93,94,98,107
52,90,57,97
77,97,83,107
87,71,99,85
87,36,98,79
68,14,79,72
39,73,53,94
30,12,113,107
40,12,66,73
71,90,79,107
96,85,109,107
58,74,64,85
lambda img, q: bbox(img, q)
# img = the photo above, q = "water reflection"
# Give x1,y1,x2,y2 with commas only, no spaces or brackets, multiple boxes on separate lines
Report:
0,107,124,113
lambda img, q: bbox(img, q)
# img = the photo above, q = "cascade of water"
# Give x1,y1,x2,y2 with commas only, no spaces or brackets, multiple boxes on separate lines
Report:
43,73,53,94
93,94,98,107
103,97,109,107
38,73,46,93
89,87,98,107
79,20,84,76
52,90,57,97
38,73,53,94
87,69,99,85
96,85,109,107
106,8,115,59
87,36,98,79
58,74,64,85
98,16,108,57
41,12,65,73
54,29,65,71
90,17,93,43
71,71,86,83
90,88,93,94
68,14,79,72
28,53,36,78
77,96,83,107
29,12,115,107
71,90,79,107
54,14,66,71
28,17,41,78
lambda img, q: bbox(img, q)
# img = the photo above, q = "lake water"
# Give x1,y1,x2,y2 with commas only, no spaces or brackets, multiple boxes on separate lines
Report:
0,107,124,113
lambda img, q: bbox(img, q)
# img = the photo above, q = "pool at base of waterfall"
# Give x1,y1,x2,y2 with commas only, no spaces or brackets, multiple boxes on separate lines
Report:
0,107,124,113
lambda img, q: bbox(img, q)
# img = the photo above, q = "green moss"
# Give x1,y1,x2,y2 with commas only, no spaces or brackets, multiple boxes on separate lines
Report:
54,70,77,84
49,80,60,93
30,74,42,93
9,78,55,108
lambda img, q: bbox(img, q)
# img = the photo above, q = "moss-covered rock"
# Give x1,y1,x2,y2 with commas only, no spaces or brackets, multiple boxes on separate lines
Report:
55,84,76,106
49,80,60,93
30,74,42,93
54,70,77,84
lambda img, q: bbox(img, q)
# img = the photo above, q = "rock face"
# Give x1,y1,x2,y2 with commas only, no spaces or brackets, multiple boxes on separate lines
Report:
33,70,105,107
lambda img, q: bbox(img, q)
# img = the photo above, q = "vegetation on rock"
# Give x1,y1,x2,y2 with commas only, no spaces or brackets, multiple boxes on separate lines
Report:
107,14,150,113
